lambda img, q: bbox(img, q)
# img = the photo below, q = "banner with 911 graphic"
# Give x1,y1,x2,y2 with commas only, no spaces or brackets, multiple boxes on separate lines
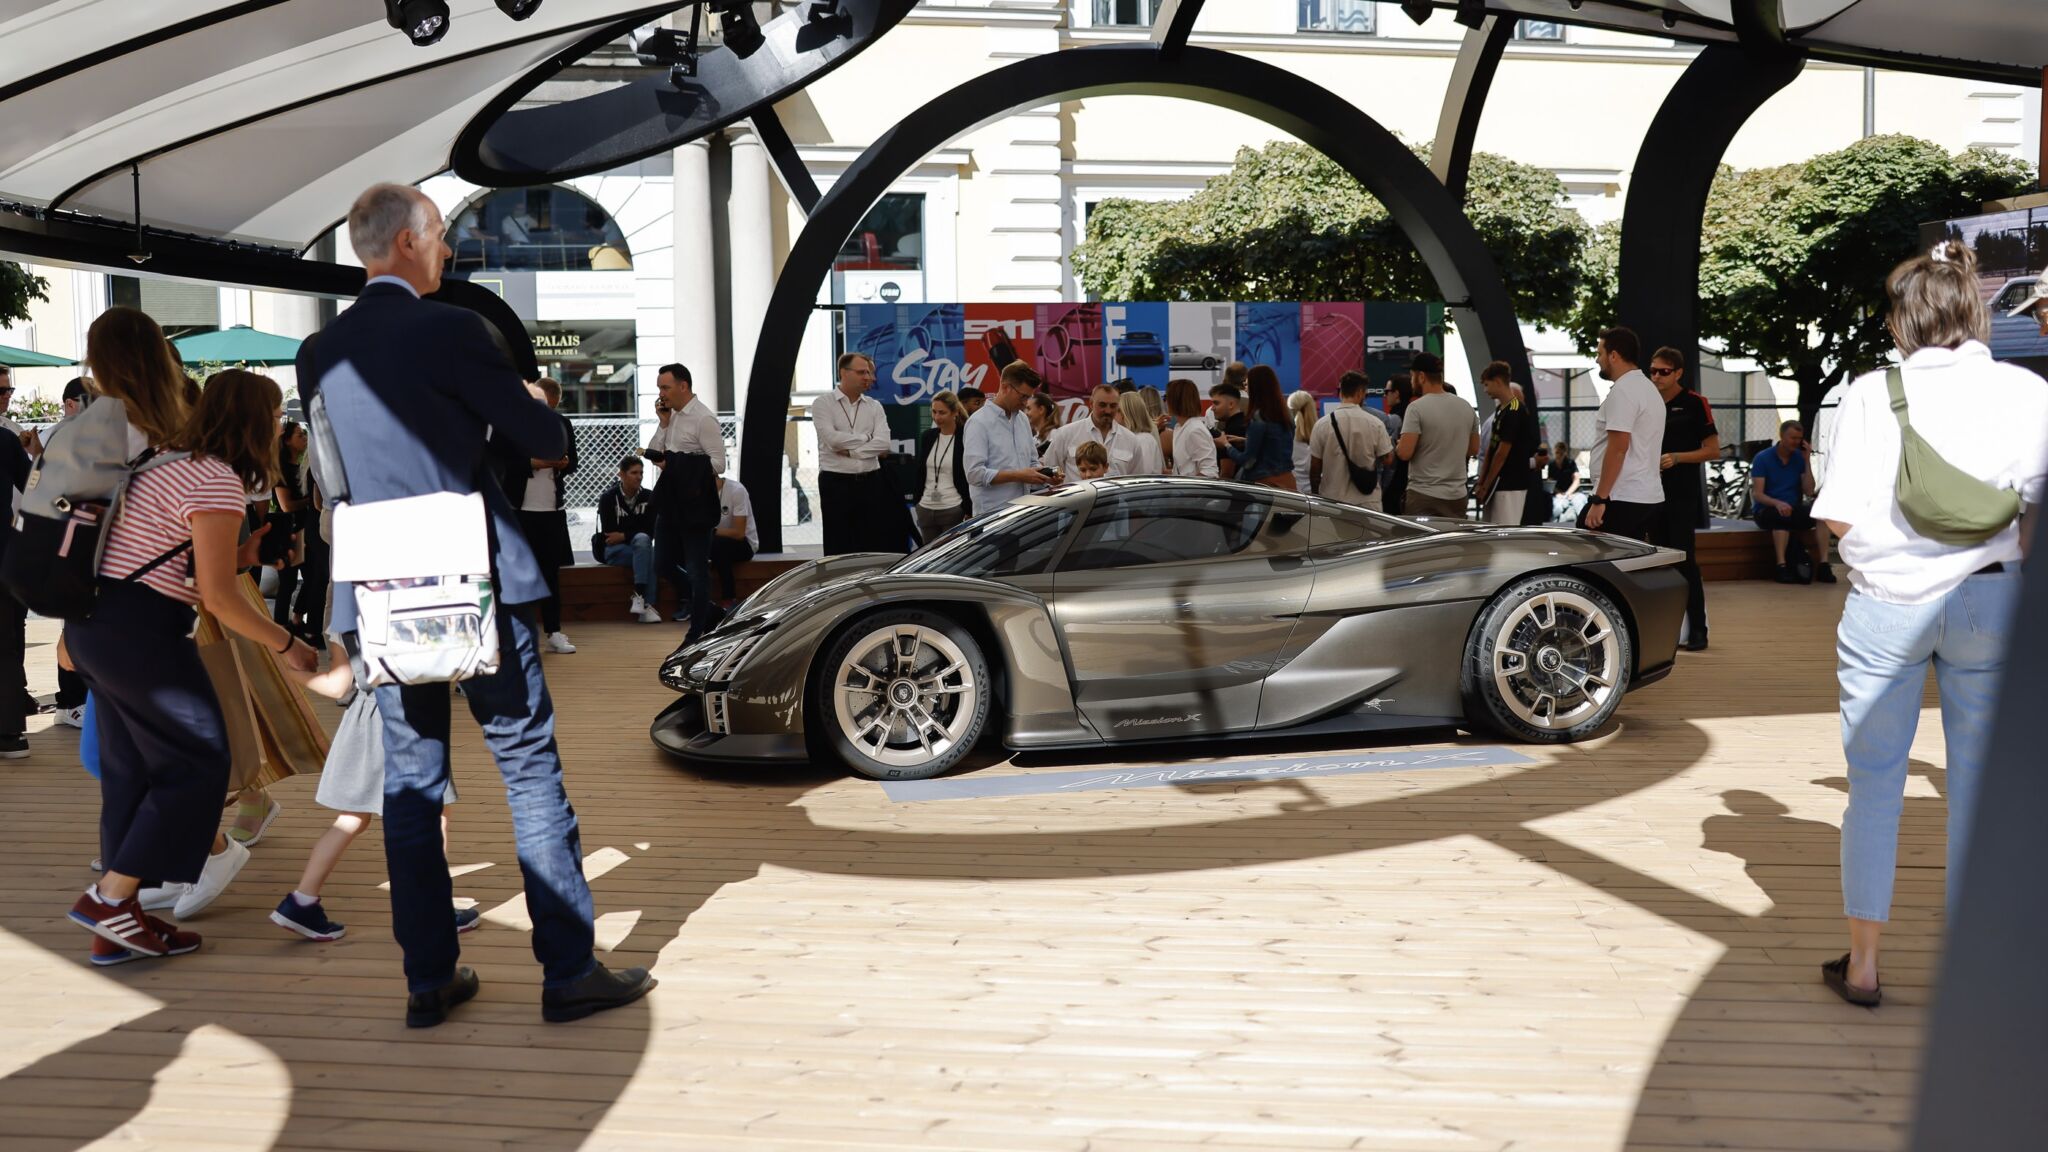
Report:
847,302,1444,413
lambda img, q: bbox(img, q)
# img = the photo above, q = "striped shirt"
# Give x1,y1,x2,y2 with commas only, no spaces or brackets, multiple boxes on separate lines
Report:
100,455,244,605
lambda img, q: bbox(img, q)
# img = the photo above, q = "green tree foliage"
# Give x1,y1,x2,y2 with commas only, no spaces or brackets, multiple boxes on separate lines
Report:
1071,141,1593,331
1,261,49,328
1698,134,2034,427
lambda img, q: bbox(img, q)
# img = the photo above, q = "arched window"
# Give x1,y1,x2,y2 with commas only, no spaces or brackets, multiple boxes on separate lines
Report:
447,186,632,272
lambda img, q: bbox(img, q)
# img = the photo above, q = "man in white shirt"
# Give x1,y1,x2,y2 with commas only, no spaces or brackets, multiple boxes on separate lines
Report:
810,353,898,555
1309,371,1394,509
644,362,724,639
516,377,578,654
1583,327,1666,541
711,475,758,610
965,362,1056,515
1041,385,1146,477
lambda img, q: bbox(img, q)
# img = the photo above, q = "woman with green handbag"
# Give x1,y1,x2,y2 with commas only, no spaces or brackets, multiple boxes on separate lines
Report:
1810,241,2048,1008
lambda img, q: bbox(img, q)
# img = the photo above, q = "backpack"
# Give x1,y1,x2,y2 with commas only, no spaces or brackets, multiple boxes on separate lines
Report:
1324,409,1380,497
1886,368,2022,546
2,397,193,620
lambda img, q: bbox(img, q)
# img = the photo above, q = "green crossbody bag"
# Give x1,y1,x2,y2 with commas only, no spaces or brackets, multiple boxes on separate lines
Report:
1885,367,2022,545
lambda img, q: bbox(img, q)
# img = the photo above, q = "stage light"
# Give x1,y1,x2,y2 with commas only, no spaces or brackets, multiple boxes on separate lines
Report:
715,0,765,59
1567,0,1582,9
1453,0,1486,29
495,0,543,19
1400,1,1434,25
385,0,450,46
631,21,700,83
1661,9,1677,28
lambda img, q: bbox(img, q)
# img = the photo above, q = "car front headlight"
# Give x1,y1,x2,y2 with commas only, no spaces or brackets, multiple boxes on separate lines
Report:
685,627,771,683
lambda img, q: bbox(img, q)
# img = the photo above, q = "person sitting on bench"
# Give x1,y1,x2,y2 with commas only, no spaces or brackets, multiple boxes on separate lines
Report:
1750,420,1836,584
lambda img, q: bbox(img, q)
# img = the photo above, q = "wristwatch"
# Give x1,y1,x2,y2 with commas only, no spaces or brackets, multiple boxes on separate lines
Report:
1586,496,1609,506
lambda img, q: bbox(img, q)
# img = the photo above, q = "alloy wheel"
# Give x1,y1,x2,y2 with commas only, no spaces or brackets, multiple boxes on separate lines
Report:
831,624,979,770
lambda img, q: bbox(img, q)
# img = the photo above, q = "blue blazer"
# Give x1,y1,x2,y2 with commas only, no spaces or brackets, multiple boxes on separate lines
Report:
295,281,566,633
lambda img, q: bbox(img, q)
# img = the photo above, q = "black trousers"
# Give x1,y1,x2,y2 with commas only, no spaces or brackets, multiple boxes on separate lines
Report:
0,590,24,737
1582,498,1662,543
67,580,228,885
656,513,714,636
818,470,868,556
292,529,330,632
1657,500,1708,639
57,666,87,710
711,535,755,601
517,509,571,633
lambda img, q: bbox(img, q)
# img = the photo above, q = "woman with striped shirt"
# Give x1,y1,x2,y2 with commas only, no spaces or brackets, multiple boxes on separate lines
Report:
66,309,318,964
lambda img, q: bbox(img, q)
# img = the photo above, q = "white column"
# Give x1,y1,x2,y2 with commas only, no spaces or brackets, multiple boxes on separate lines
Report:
726,123,776,458
672,137,720,409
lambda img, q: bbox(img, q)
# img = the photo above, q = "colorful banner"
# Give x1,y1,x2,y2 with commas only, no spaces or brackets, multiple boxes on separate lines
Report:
846,301,1442,404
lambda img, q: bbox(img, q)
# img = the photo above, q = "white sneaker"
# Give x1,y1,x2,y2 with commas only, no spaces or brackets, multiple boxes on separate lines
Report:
630,595,662,624
55,706,85,729
137,883,188,911
546,632,577,654
173,837,249,919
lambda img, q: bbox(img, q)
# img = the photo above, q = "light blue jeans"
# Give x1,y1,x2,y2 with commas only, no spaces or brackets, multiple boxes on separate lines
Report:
603,533,656,603
1836,570,2020,922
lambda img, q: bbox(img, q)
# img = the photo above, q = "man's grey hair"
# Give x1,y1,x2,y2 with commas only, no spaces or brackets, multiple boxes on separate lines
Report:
348,183,434,263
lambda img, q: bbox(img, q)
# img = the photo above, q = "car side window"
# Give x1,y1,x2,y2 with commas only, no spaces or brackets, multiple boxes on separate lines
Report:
1307,505,1426,558
896,506,1075,578
1059,489,1272,571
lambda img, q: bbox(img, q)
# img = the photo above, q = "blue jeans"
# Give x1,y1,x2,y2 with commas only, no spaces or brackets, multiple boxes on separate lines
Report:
603,533,656,602
1836,571,2020,922
375,605,595,993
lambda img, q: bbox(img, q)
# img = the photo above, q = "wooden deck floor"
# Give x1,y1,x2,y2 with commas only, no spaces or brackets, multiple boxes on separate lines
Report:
0,581,1946,1152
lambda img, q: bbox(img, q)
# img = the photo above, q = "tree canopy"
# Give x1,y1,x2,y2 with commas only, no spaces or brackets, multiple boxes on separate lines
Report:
1697,134,2034,423
1071,141,1596,332
1,261,47,329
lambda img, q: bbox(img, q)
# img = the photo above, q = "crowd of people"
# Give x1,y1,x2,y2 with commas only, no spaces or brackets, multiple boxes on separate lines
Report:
10,173,2040,1034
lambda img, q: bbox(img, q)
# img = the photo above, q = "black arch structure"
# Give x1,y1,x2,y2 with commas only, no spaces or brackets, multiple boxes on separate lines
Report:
1614,36,1804,390
739,43,1530,552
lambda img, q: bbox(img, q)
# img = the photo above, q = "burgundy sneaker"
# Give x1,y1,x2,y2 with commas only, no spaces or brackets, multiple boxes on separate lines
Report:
68,890,170,956
140,914,202,957
89,936,140,968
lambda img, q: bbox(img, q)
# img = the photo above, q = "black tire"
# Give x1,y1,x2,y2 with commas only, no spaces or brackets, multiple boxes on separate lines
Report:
1461,573,1633,744
1202,357,1220,371
810,608,992,780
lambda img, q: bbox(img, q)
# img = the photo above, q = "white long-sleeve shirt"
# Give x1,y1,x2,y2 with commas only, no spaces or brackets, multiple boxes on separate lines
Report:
648,395,726,475
1041,417,1148,477
964,402,1038,515
1172,417,1219,478
811,388,889,474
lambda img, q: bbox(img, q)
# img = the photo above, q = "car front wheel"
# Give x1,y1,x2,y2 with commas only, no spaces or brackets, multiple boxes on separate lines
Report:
814,609,991,780
1461,574,1632,743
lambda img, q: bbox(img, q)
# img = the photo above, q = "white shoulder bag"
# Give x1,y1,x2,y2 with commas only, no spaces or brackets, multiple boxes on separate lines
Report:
309,391,500,687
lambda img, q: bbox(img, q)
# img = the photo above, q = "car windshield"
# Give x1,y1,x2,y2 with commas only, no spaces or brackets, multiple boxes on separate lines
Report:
893,502,1075,579
1993,280,2035,313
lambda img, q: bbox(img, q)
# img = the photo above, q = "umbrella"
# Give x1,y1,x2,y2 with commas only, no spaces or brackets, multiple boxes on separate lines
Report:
171,325,303,366
0,342,77,368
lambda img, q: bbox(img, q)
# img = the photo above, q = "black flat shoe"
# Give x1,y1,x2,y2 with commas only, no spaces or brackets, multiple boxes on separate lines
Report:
1821,954,1880,1008
542,961,656,1023
1684,634,1709,652
406,966,480,1028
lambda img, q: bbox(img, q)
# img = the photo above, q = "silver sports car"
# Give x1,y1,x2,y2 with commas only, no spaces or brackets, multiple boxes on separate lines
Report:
654,478,1687,780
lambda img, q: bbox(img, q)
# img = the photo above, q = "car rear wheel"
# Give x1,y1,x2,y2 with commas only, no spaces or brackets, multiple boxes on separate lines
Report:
1461,574,1632,743
814,609,990,780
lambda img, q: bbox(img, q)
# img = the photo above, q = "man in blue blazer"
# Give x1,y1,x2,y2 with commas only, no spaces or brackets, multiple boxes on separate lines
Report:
297,183,654,1028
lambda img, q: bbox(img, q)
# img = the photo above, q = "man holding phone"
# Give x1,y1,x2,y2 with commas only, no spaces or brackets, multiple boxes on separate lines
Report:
964,362,1059,515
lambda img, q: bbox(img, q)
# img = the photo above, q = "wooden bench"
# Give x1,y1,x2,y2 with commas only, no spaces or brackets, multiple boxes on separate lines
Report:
1697,526,1776,582
558,553,812,622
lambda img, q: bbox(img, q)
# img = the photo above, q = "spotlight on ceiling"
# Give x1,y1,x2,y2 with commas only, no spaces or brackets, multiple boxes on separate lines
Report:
631,21,700,83
385,0,450,46
1453,0,1486,29
1661,9,1677,28
1567,0,1583,9
715,0,765,58
495,0,543,19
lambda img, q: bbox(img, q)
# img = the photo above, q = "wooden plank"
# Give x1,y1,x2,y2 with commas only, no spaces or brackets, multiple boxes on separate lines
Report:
0,581,1942,1150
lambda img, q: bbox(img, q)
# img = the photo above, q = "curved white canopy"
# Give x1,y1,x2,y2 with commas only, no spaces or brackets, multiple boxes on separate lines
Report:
0,0,673,252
